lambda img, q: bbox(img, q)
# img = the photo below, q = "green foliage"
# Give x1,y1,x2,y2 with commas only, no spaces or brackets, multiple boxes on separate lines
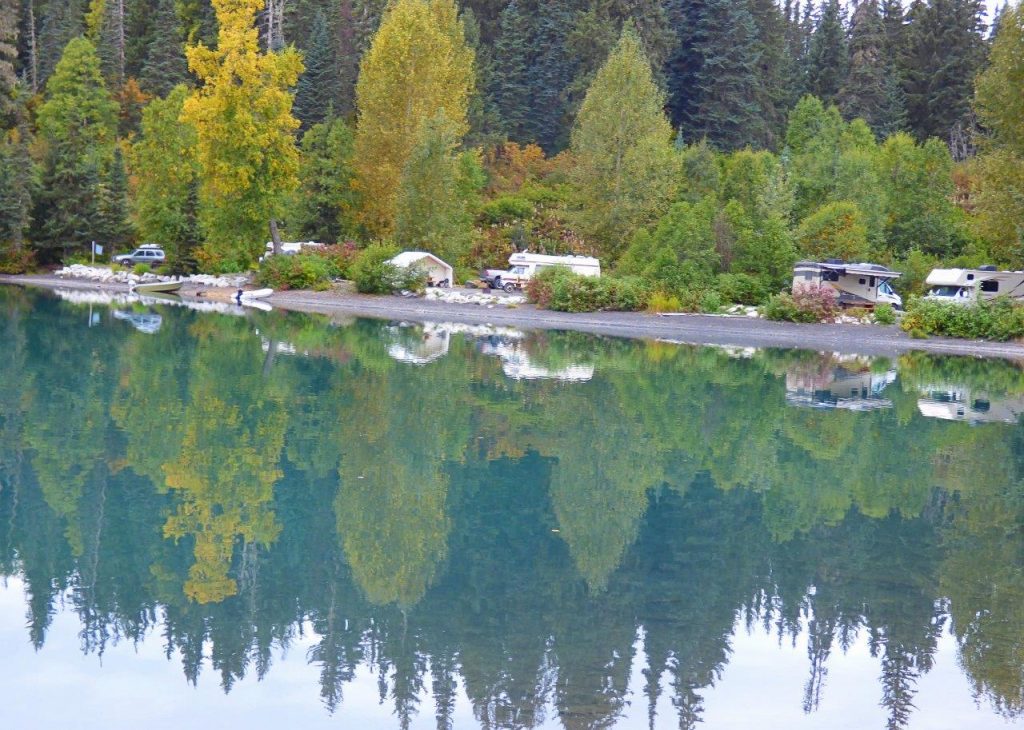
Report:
394,111,475,264
349,241,427,294
292,117,357,244
0,245,34,273
570,26,677,260
526,266,649,312
874,302,897,325
716,272,770,305
480,195,534,225
132,263,150,275
795,201,870,261
256,253,333,291
901,297,1024,341
130,85,201,270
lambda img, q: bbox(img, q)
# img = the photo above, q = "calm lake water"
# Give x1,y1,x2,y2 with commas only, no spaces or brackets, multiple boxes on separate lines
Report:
2,286,1024,729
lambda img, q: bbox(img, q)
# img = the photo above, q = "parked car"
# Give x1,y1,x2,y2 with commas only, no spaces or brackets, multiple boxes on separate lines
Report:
114,245,166,267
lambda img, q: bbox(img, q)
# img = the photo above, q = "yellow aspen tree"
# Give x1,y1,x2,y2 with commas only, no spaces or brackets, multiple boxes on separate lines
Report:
182,0,303,272
353,0,475,236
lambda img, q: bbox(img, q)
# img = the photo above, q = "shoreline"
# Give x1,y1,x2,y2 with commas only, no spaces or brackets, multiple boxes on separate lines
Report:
5,273,1024,360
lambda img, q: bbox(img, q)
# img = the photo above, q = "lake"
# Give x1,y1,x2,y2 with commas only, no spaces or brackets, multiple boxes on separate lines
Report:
1,285,1023,729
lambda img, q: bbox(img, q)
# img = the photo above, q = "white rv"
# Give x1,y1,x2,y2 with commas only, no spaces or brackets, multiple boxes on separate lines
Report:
792,260,903,309
924,267,1024,305
485,252,601,293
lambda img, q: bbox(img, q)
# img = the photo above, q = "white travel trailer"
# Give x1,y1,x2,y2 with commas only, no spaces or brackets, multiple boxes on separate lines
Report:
485,252,601,293
924,267,1024,305
917,388,1024,425
792,261,903,309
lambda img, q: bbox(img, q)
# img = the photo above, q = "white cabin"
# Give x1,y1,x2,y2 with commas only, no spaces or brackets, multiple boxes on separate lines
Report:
792,261,903,309
924,267,1024,304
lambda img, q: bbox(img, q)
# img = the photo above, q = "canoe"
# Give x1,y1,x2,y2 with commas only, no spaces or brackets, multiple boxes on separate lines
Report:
133,280,183,294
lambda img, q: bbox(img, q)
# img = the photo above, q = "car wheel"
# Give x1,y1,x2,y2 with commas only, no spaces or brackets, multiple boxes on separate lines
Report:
503,283,516,294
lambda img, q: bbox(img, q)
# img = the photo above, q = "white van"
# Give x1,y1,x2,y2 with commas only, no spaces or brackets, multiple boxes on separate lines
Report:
485,252,601,293
924,267,1024,305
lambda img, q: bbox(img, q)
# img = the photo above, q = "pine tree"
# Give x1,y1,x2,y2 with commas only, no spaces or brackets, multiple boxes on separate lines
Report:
902,0,987,141
749,0,793,148
139,0,189,97
353,0,474,235
0,111,33,248
86,0,127,85
130,84,201,267
0,0,17,113
293,8,339,130
490,0,530,142
571,26,677,259
182,0,304,271
95,145,131,251
806,0,847,104
37,0,86,85
34,36,118,260
665,0,707,136
693,0,763,150
394,110,473,264
839,1,887,132
293,116,357,243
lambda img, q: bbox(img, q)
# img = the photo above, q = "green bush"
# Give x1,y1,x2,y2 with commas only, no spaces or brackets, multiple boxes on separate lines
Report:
900,297,1024,341
479,195,534,225
763,285,841,323
700,289,723,313
0,246,35,274
716,273,770,305
647,291,682,313
133,263,151,275
256,253,333,291
873,303,897,325
349,242,429,294
525,267,649,312
314,243,361,279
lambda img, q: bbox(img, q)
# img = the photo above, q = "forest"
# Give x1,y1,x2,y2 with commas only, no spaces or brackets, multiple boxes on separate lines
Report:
0,0,1022,308
3,286,1024,728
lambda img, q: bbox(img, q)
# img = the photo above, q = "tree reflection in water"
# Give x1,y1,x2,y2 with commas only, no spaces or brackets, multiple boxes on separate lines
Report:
2,287,1024,728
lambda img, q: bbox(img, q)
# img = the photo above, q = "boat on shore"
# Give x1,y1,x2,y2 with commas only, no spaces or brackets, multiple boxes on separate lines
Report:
132,280,183,294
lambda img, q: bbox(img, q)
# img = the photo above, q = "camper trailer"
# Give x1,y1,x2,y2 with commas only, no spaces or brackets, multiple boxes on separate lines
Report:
485,252,601,293
924,267,1024,305
792,260,903,309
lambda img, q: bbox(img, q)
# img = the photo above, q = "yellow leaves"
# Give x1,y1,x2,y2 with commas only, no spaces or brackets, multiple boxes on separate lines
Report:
353,0,475,235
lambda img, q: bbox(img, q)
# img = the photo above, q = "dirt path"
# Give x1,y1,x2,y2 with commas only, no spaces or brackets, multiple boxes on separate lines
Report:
6,274,1024,360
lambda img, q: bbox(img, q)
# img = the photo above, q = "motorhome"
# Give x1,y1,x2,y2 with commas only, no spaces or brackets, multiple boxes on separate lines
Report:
485,252,601,293
792,260,903,309
924,267,1024,305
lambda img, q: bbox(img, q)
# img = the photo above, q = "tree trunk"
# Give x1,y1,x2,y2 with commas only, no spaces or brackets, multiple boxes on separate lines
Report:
27,1,37,92
269,218,282,255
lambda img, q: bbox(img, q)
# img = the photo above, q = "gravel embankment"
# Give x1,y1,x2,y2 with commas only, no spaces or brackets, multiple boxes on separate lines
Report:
6,273,1024,360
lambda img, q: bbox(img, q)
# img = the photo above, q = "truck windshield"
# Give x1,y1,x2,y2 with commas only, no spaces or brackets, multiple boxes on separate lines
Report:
511,266,528,275
929,286,963,297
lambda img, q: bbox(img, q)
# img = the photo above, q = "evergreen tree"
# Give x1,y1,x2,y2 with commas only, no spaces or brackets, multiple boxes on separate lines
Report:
693,0,763,150
490,0,530,142
182,0,304,271
36,0,86,85
130,84,201,267
95,145,131,252
0,111,33,248
839,1,887,133
806,0,847,104
665,0,707,136
749,0,793,148
571,26,677,259
293,8,339,129
293,116,357,243
86,0,127,85
461,6,503,148
139,0,189,97
0,0,17,113
353,0,475,235
394,110,473,264
902,0,987,141
34,36,118,260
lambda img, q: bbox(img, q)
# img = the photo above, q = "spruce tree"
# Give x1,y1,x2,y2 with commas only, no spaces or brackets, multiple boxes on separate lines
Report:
293,8,338,129
0,111,33,248
839,1,887,132
34,36,118,260
748,0,793,148
293,116,357,243
490,0,530,142
37,0,86,85
902,0,987,141
665,0,707,136
693,0,763,150
139,0,189,97
0,0,17,113
95,145,132,252
806,0,847,104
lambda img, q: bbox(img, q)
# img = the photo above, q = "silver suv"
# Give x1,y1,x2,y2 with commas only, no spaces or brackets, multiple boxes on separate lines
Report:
114,245,166,266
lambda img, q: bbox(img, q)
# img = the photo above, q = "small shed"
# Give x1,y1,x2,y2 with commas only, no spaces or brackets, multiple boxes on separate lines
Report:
388,251,454,288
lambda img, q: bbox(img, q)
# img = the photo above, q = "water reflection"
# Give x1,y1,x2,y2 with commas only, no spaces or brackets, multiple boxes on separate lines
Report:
2,287,1024,729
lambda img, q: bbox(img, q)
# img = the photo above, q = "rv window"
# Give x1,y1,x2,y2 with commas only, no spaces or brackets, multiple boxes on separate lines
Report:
967,273,975,281
859,278,866,285
803,273,813,280
981,280,1000,293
